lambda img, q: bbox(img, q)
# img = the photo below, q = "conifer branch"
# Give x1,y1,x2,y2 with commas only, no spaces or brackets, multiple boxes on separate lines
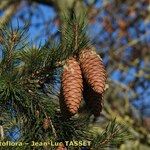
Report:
91,119,131,149
0,3,19,27
0,5,133,149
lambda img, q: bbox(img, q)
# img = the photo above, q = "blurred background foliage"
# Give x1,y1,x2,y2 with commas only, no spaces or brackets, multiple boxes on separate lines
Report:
0,0,150,149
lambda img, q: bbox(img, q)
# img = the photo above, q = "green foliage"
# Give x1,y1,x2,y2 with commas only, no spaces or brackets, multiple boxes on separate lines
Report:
91,119,132,149
0,24,28,71
60,12,90,58
0,14,130,149
54,115,92,141
0,24,58,144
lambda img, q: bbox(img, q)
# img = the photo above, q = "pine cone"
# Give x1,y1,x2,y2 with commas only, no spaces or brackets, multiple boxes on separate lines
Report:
61,57,83,115
83,80,103,117
79,48,107,94
43,117,51,130
59,88,72,118
56,143,67,150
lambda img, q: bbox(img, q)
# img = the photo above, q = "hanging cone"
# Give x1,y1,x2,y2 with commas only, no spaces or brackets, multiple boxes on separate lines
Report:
59,88,72,118
79,48,107,94
83,80,103,117
43,117,51,130
61,57,83,115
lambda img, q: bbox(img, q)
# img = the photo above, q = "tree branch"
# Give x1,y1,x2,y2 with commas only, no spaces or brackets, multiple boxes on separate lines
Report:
30,0,55,6
0,3,20,27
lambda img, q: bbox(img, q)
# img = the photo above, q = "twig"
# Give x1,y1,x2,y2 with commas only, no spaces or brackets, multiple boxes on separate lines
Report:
0,125,4,140
100,128,120,146
108,78,138,99
74,23,78,51
0,3,19,27
115,31,150,55
49,117,58,139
